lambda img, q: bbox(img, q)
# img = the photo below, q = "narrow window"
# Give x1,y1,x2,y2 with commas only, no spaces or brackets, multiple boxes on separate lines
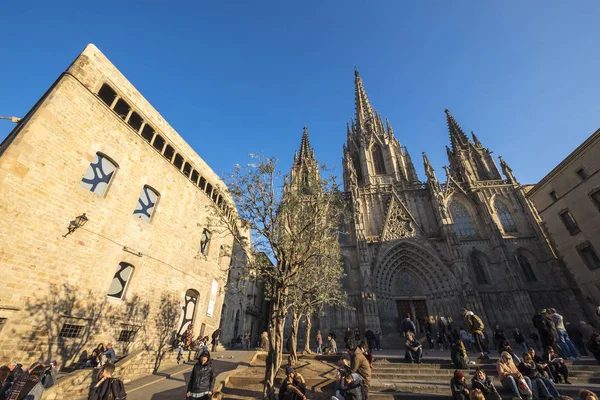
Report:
549,190,558,202
107,262,134,299
493,199,518,233
118,328,139,342
80,153,118,197
470,253,489,284
191,170,199,185
353,156,363,183
200,229,211,255
141,124,155,142
163,144,174,161
152,135,166,153
98,84,117,107
449,200,476,237
113,98,130,120
199,177,207,191
516,252,537,282
212,190,219,203
59,323,85,338
372,145,386,175
183,162,192,177
559,209,580,235
173,154,184,170
590,189,600,211
578,242,600,271
133,185,160,221
576,168,589,181
206,183,213,197
128,112,143,131
0,318,6,333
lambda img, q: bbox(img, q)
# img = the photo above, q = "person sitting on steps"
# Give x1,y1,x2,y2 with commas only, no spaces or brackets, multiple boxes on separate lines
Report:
404,331,422,364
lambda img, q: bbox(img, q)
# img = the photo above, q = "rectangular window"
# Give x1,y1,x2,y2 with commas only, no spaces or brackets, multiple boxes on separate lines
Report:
549,190,558,202
576,167,589,181
163,144,175,161
183,162,192,177
205,183,213,197
127,112,143,132
98,84,117,107
59,323,85,338
199,177,207,191
559,209,580,235
141,124,155,143
191,170,199,185
118,328,139,342
173,154,184,170
0,318,6,333
152,135,166,153
578,242,600,271
590,189,600,211
113,98,130,120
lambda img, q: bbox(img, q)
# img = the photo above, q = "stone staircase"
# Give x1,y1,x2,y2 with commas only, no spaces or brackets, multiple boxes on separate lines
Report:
221,353,600,400
368,358,600,399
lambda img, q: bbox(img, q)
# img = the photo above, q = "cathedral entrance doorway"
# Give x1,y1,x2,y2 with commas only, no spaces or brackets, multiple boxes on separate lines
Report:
396,299,428,333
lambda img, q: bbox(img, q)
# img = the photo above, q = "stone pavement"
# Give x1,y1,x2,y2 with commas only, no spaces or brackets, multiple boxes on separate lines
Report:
125,350,256,400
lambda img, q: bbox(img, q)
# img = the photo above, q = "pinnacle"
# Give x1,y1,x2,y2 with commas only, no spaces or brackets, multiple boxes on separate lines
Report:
444,109,469,150
354,68,375,125
297,126,313,165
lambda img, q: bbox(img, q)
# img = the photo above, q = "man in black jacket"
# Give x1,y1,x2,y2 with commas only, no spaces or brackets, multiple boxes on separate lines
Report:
186,350,215,399
88,363,127,400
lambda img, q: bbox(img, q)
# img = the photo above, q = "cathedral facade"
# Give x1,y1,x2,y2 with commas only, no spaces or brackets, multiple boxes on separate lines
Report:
303,71,588,343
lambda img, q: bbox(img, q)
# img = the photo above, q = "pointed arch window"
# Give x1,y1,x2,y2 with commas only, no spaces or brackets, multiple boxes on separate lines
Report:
107,262,134,299
449,200,477,237
469,252,489,284
372,145,386,175
80,153,118,197
516,251,537,282
352,156,363,183
494,198,517,233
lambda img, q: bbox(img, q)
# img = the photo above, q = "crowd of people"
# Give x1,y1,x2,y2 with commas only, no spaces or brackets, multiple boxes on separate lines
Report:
0,361,57,400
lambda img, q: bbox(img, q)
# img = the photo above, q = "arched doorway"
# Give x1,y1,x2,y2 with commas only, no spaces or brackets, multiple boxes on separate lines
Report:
178,289,199,335
374,242,459,334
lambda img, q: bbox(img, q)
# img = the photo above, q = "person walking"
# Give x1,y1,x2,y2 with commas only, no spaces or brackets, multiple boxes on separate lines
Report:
401,314,416,337
316,330,323,354
210,328,221,353
463,309,488,360
550,308,578,359
186,350,215,400
88,363,127,400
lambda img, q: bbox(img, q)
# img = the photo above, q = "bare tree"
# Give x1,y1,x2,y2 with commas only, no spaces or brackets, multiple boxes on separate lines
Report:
153,292,182,372
210,155,346,398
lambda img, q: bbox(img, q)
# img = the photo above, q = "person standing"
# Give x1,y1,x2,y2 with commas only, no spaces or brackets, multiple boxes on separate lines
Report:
88,363,127,400
566,322,588,357
513,328,528,352
365,328,376,354
354,328,361,344
243,331,250,351
401,314,416,337
316,330,323,354
493,325,506,352
186,350,215,400
344,327,353,350
550,308,578,359
463,309,488,360
211,328,221,353
374,329,382,351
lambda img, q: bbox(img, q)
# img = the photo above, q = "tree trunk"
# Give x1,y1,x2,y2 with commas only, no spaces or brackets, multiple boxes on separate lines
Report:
290,311,301,365
263,291,285,399
303,314,312,354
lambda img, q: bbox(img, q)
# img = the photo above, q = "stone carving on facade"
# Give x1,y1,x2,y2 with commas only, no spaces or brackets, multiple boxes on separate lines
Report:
381,196,415,241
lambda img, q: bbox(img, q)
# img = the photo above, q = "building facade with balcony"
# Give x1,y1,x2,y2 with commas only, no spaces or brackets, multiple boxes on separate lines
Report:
0,44,236,366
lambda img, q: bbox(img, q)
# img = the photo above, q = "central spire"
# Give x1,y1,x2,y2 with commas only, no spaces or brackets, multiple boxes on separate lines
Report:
444,109,470,150
296,126,313,166
354,69,375,125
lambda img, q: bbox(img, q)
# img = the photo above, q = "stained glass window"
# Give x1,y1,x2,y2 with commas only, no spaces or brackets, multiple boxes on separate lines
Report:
449,200,476,237
516,252,537,282
470,252,489,284
80,153,117,197
108,262,134,299
494,199,518,233
133,186,159,221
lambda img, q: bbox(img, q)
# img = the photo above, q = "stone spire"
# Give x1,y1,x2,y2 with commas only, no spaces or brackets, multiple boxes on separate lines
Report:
471,131,482,148
499,156,518,184
296,126,313,166
445,109,469,150
423,152,436,181
354,69,375,126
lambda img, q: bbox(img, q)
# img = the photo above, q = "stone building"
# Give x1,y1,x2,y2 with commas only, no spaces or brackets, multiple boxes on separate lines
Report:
311,70,586,343
220,233,270,349
0,44,236,366
527,128,600,319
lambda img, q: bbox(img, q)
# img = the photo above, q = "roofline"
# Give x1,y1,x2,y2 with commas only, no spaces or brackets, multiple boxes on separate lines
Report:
528,127,600,196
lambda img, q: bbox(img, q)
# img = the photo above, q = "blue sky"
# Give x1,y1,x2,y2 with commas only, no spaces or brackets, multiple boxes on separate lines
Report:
1,1,599,184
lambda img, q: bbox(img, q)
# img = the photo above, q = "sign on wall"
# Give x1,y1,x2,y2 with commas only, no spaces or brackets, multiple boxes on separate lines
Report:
206,279,218,317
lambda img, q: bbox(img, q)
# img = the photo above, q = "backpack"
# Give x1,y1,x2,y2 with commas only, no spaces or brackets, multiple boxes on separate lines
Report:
107,378,127,400
470,314,484,333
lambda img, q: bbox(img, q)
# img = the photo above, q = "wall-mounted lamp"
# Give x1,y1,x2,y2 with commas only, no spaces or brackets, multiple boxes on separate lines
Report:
63,213,88,238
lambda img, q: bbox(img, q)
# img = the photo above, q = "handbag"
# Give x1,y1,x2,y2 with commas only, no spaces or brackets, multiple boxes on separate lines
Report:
517,377,532,396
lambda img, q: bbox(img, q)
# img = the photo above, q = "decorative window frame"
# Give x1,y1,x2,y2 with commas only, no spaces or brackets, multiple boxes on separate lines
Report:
80,152,119,198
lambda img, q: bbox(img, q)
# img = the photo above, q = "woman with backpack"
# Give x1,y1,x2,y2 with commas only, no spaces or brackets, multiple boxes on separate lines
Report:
462,309,489,360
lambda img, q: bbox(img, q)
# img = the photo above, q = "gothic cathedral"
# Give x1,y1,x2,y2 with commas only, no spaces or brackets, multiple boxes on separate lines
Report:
292,70,585,343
